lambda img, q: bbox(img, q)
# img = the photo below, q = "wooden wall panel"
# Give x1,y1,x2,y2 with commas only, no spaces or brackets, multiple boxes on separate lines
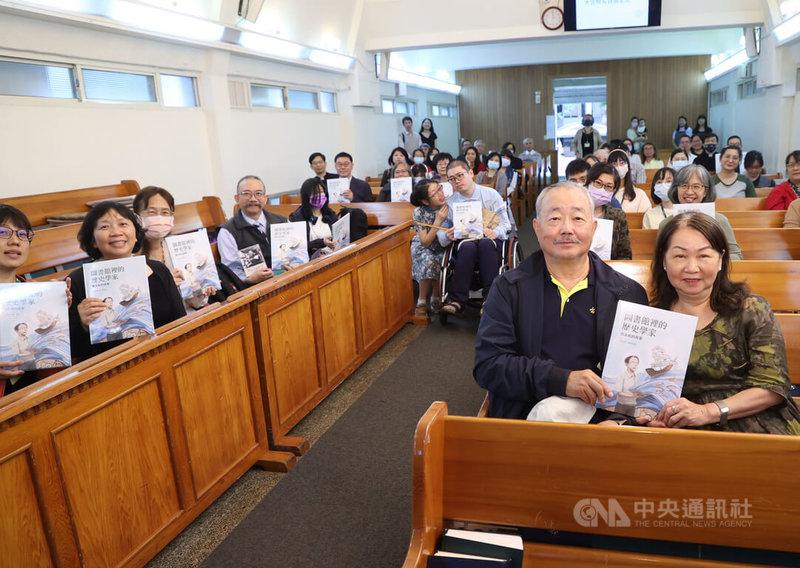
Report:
357,257,387,352
265,295,323,429
0,449,54,568
319,272,358,384
385,243,413,328
52,379,181,568
456,55,710,156
173,331,258,499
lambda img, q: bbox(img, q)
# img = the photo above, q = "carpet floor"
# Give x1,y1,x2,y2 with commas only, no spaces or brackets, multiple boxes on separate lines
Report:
200,315,486,568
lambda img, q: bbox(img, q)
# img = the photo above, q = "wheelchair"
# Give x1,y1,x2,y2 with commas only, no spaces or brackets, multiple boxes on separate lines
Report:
438,233,521,325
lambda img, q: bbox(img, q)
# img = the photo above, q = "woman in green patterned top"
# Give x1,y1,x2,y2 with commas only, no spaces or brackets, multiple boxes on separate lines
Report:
646,212,800,434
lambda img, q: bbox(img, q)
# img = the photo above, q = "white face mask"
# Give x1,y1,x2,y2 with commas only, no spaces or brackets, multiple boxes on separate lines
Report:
637,125,646,133
487,161,500,170
631,121,638,128
413,176,423,183
140,215,173,239
671,160,689,171
615,164,629,178
654,182,671,202
413,156,424,164
501,158,511,168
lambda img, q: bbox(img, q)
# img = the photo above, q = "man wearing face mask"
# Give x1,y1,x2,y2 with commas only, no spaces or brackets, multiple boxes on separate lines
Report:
693,134,719,174
571,114,603,159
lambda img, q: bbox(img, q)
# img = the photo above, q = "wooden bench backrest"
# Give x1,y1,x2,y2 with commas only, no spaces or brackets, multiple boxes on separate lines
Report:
626,210,786,230
4,180,140,227
404,401,800,567
265,202,413,228
630,228,800,260
715,197,766,210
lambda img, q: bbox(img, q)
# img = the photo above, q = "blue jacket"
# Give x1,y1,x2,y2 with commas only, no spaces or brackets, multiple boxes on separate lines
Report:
473,250,648,419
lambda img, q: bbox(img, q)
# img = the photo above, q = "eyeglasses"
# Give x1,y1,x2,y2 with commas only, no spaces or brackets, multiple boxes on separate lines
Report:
678,183,707,192
238,191,266,199
140,208,173,217
787,161,800,170
590,180,615,192
0,226,34,242
448,171,468,183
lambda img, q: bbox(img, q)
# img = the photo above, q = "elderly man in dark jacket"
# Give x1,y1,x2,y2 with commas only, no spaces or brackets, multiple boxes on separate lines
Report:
474,181,648,420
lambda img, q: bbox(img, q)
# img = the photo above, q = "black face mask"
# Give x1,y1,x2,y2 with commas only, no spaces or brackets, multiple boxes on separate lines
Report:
705,144,717,153
583,119,594,127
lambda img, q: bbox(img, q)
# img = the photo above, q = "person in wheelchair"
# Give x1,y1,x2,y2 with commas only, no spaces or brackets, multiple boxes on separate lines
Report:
437,160,512,315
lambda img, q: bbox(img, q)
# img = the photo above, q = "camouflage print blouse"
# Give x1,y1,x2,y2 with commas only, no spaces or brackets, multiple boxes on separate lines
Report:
682,295,800,435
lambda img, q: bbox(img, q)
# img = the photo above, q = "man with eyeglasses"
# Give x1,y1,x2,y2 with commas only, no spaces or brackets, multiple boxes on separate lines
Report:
332,152,374,202
437,160,511,315
217,175,288,285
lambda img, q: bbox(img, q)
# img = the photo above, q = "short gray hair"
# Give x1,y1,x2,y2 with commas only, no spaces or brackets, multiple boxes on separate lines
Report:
523,137,533,144
535,181,594,222
667,164,715,203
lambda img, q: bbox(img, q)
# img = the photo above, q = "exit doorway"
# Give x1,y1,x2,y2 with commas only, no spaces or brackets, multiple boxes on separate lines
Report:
553,76,607,178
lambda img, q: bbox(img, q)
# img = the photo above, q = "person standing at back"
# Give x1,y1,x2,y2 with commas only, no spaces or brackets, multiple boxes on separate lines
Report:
398,116,421,155
571,114,602,158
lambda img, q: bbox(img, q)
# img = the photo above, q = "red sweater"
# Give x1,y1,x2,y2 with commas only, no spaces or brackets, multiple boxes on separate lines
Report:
765,181,798,210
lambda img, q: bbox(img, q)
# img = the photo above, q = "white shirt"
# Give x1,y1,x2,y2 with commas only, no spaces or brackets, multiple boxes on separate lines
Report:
217,211,267,280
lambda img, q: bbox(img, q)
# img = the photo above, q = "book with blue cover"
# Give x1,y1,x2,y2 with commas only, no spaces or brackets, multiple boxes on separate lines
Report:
165,229,221,302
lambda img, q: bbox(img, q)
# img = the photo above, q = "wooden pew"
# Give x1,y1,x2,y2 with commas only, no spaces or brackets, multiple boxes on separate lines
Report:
265,202,414,230
629,228,800,260
715,197,766,210
404,401,800,568
3,180,140,227
626,210,786,230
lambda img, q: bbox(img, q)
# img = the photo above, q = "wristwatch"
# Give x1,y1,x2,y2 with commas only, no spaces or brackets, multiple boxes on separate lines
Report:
713,400,729,426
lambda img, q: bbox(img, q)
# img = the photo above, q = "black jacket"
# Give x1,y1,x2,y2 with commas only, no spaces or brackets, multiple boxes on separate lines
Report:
288,207,338,256
473,251,648,419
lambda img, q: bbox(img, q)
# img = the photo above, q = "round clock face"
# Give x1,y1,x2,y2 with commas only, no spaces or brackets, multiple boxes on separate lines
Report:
542,6,564,30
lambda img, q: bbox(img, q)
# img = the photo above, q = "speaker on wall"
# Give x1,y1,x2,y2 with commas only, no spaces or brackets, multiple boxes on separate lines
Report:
239,0,266,24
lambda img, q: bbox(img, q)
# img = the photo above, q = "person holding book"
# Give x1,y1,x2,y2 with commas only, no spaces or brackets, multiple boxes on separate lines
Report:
473,182,648,420
644,212,800,434
410,180,449,317
288,178,338,259
68,201,186,363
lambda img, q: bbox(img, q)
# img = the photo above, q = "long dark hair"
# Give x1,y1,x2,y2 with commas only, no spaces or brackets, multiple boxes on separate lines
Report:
410,179,439,207
650,212,748,316
607,149,635,201
299,178,335,221
387,147,410,167
464,146,481,174
0,204,32,233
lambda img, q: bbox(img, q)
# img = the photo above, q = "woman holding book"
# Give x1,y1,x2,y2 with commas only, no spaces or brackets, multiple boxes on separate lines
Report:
410,180,448,317
133,186,220,312
289,178,338,258
645,212,800,434
68,201,185,363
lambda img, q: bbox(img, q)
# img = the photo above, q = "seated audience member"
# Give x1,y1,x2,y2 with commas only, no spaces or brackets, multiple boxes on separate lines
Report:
474,140,487,162
610,140,646,183
641,142,664,170
519,137,541,164
410,180,448,317
585,155,599,167
463,146,487,176
642,167,677,229
419,143,432,166
500,149,518,187
672,115,693,148
565,158,591,186
68,202,185,363
585,163,632,259
333,152,374,202
645,212,800,434
289,178,338,258
428,147,440,163
411,148,431,173
411,163,428,183
608,149,651,212
689,134,704,160
133,186,222,313
726,135,743,151
377,162,411,202
430,152,452,181
694,114,713,139
677,134,695,163
473,181,647,420
766,150,800,210
217,175,287,285
657,164,742,260
744,150,776,188
623,138,635,154
398,115,421,155
594,148,610,163
0,205,71,396
456,138,472,160
572,114,603,158
712,146,756,198
380,147,411,186
419,118,437,149
437,160,511,315
308,152,339,181
501,142,524,169
475,152,509,196
783,198,800,227
693,133,719,173
669,149,690,171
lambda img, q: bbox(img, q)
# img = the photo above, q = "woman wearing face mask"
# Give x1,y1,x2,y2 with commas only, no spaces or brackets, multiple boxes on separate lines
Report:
640,142,664,170
711,146,756,199
377,161,412,202
694,114,712,138
743,150,776,189
585,163,632,260
475,152,509,197
380,147,411,186
134,187,220,313
669,149,690,172
289,178,339,257
608,149,652,213
642,167,677,229
571,114,603,158
656,164,742,260
672,116,693,149
411,148,432,173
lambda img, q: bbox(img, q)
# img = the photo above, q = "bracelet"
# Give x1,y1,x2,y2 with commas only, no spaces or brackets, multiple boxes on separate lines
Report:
713,400,730,427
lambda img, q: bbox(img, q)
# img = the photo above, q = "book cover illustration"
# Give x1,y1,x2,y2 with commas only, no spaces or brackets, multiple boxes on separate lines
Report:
598,301,698,421
332,214,350,250
327,177,351,204
238,244,266,278
0,282,71,371
270,221,309,270
452,201,484,240
589,217,614,260
165,229,221,301
440,182,454,198
391,177,413,202
673,202,715,219
83,256,154,345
